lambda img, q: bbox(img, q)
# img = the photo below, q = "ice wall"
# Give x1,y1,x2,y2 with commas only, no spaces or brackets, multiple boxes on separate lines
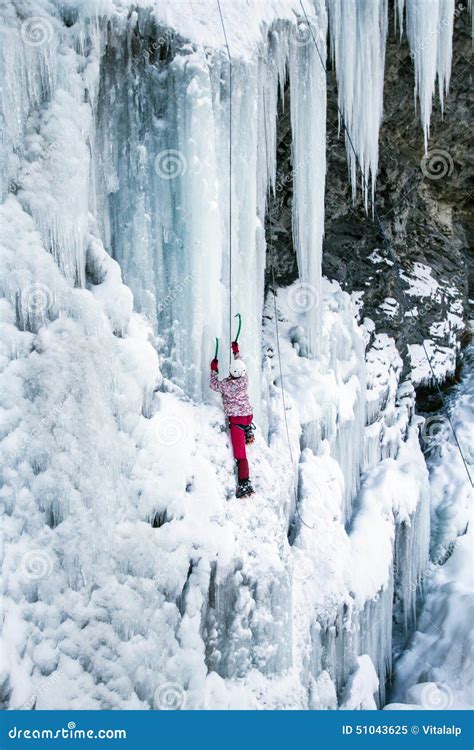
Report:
91,3,327,412
1,0,457,400
258,282,430,708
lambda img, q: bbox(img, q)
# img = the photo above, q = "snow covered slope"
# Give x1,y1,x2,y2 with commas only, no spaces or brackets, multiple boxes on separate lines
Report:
0,266,430,708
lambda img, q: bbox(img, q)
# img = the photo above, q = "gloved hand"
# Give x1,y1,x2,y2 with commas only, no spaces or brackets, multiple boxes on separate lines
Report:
231,341,239,356
211,359,219,372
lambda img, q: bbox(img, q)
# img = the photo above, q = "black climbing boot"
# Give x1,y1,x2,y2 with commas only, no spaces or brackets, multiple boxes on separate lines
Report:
236,479,254,498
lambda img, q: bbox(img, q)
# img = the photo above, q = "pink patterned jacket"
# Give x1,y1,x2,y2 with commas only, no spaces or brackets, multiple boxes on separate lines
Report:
210,371,253,417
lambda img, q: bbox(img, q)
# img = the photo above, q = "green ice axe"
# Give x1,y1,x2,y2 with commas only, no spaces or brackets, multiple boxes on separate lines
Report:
234,313,242,343
214,337,219,359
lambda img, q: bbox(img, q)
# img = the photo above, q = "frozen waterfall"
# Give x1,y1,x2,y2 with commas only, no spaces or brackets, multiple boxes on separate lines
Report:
92,3,328,410
0,0,457,712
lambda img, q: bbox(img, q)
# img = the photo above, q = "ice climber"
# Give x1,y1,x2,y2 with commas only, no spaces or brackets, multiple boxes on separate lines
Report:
210,340,255,498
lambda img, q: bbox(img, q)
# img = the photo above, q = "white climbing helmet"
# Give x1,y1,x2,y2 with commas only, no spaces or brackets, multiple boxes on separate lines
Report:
229,359,246,378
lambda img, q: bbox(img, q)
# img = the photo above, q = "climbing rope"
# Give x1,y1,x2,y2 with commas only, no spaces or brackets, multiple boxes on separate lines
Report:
217,2,315,525
299,0,473,486
217,0,233,365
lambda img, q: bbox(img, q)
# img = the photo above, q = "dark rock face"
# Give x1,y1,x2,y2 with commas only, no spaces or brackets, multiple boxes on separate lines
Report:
267,3,472,385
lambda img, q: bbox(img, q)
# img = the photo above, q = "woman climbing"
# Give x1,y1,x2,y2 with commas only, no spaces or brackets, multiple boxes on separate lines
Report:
210,340,255,498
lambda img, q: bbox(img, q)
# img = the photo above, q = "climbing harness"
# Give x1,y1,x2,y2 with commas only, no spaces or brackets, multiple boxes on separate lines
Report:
217,0,234,365
244,422,256,444
232,421,256,445
298,0,472,487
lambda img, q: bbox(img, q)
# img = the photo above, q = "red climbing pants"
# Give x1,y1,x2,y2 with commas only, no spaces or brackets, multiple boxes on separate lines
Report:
229,415,253,481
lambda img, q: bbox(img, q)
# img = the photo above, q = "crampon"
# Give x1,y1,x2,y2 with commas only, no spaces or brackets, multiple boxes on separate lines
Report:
236,479,254,498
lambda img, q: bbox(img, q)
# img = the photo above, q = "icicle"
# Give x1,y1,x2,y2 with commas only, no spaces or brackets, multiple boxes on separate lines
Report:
327,0,388,209
0,6,58,201
394,480,430,634
470,0,474,47
395,0,406,39
0,6,102,287
315,575,394,708
288,3,327,356
437,0,455,111
404,0,455,150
